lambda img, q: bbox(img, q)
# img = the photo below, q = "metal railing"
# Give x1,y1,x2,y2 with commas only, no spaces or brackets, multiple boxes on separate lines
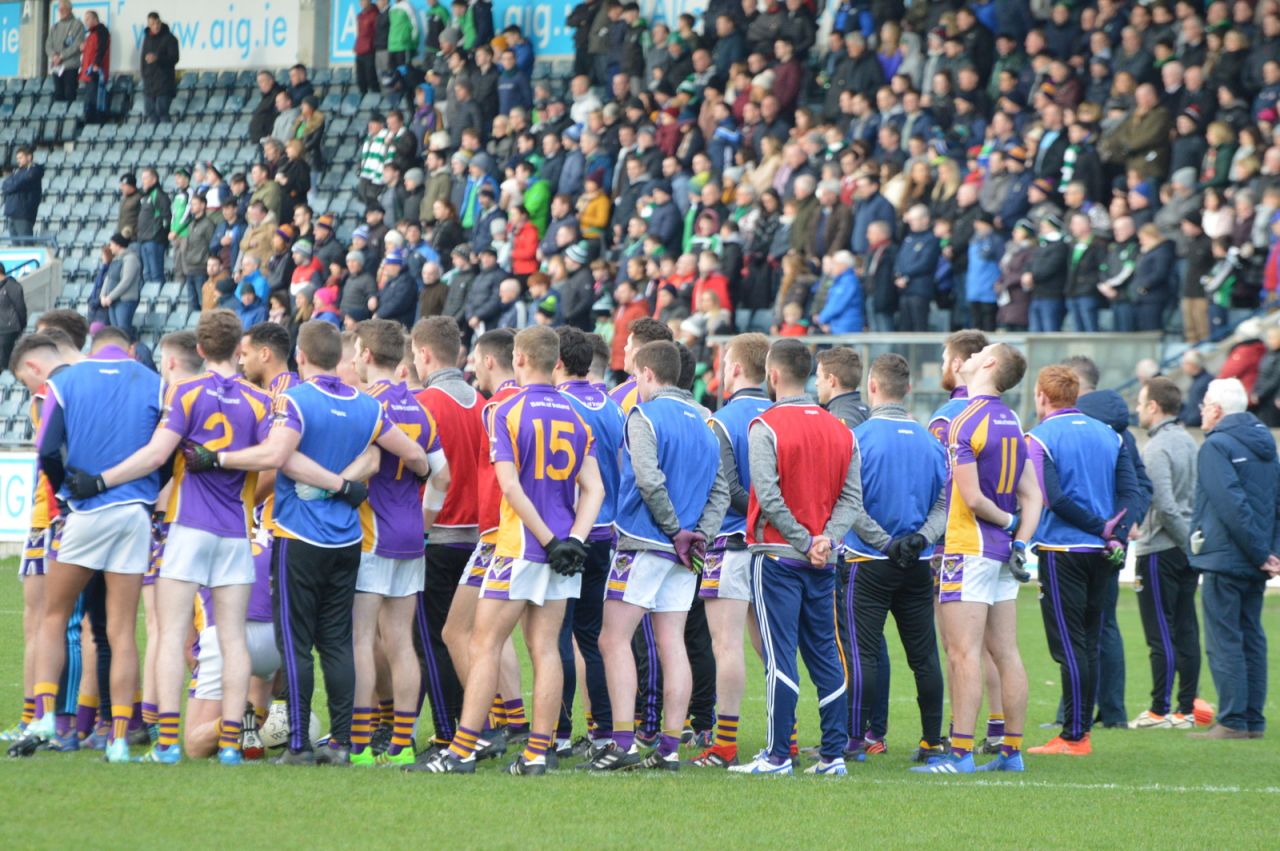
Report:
706,332,1164,425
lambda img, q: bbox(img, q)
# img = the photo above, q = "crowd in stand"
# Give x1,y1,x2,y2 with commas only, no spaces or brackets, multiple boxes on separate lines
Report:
10,0,1280,383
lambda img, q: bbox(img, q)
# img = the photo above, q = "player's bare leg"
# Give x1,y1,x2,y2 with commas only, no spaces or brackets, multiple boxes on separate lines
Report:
981,647,1006,752
350,592,383,757
517,599,568,769
599,598,647,756
151,577,201,757
442,586,480,684
982,600,1027,761
649,609,692,767
379,595,421,760
699,597,748,763
24,561,93,743
938,601,989,755
18,574,45,731
211,583,253,758
183,697,222,758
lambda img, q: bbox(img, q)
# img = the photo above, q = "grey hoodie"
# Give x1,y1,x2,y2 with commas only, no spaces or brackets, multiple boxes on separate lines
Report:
1133,417,1198,557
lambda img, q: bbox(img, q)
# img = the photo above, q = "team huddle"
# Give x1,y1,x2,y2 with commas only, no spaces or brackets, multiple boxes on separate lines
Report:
0,312,1213,774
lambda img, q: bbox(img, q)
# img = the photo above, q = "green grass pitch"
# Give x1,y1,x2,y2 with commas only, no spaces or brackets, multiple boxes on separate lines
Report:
0,560,1277,849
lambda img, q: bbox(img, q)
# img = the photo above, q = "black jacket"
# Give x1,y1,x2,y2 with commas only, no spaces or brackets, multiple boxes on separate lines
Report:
1028,237,1069,300
140,24,180,98
1064,239,1106,298
561,267,596,331
867,241,898,314
1133,240,1175,305
250,84,284,142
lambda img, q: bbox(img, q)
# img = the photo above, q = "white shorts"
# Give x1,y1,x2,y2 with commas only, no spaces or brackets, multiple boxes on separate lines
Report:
938,555,1019,606
698,548,752,601
458,542,495,589
191,621,280,700
357,552,426,598
607,550,697,613
481,556,581,606
56,504,152,575
160,523,255,587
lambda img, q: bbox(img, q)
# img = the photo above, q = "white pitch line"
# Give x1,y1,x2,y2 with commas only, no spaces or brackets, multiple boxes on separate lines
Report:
850,776,1280,795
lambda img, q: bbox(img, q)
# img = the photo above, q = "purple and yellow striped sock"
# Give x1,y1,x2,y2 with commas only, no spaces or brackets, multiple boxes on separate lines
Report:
504,698,528,730
585,710,596,735
521,732,551,763
448,725,481,760
388,711,415,755
219,719,242,751
1000,731,1022,757
33,682,57,720
141,702,159,727
987,713,1005,740
790,723,798,753
714,714,739,748
378,700,394,729
111,705,132,743
658,730,681,758
350,708,375,754
490,695,508,729
157,712,180,748
951,732,974,758
75,696,99,738
254,704,269,725
20,697,34,725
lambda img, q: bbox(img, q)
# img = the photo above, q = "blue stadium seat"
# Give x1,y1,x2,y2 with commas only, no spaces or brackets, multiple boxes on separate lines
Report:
178,73,198,91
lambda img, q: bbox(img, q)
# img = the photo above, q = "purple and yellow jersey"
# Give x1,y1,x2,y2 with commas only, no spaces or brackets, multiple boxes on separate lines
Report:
943,395,1026,562
609,378,640,414
257,371,300,532
29,386,53,529
492,384,595,563
361,379,443,558
162,372,272,538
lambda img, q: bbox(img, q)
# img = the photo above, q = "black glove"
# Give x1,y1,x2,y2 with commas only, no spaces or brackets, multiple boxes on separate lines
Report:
885,533,928,568
181,441,221,472
335,479,369,508
66,467,107,500
546,536,588,576
1005,541,1030,583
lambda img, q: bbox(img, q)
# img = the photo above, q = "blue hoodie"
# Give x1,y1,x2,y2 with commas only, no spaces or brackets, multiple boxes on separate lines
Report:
817,267,865,333
1191,411,1280,577
966,231,1004,305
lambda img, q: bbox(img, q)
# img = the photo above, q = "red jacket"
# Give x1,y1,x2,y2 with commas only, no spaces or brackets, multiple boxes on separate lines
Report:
747,403,853,548
511,221,539,276
692,272,731,313
610,298,650,371
1220,339,1266,394
80,23,110,82
356,5,379,55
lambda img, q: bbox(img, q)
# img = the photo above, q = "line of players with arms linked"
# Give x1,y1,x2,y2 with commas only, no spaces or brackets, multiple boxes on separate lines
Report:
0,308,1218,774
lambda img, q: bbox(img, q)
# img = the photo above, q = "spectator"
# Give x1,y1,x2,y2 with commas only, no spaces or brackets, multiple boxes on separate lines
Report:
966,213,1004,332
892,204,939,332
373,250,417,328
237,275,269,328
102,234,141,331
815,250,864,334
494,278,529,329
418,260,446,319
286,63,314,105
1220,318,1268,396
249,71,284,142
1179,349,1214,428
238,201,276,267
1250,326,1280,427
355,0,381,94
1190,378,1278,740
0,262,26,369
2,146,43,237
140,12,180,123
1065,211,1106,333
135,168,170,284
201,255,231,311
46,0,85,103
1181,213,1214,344
288,240,323,296
1132,222,1176,332
79,10,110,123
271,91,300,144
1027,216,1070,332
179,191,215,307
358,112,390,204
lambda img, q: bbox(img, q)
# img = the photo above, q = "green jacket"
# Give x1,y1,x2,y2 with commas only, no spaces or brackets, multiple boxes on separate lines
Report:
388,2,420,54
524,179,550,236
